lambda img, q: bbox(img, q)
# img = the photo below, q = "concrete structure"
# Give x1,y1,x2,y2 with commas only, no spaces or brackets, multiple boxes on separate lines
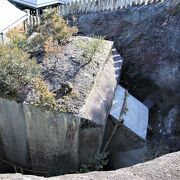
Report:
101,85,149,169
101,85,148,154
0,40,121,175
110,85,149,140
0,0,28,44
101,85,149,154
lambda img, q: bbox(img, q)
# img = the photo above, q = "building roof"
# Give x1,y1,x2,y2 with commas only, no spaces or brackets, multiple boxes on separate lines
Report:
9,0,63,8
0,0,28,33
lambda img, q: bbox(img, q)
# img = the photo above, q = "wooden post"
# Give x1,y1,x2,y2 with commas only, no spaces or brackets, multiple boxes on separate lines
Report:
79,0,82,13
118,0,122,9
92,0,96,12
145,0,148,5
87,0,91,13
60,4,64,16
36,8,40,25
0,33,4,44
74,0,78,14
69,1,73,15
23,21,26,32
99,0,103,11
66,2,70,15
82,0,86,13
26,9,30,26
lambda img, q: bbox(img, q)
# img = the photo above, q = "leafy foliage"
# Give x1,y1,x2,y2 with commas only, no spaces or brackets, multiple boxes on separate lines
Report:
0,45,39,98
76,37,104,64
7,27,27,49
44,36,59,56
33,78,57,110
26,33,45,54
0,10,79,111
79,153,109,173
7,10,78,56
0,45,57,110
37,10,78,44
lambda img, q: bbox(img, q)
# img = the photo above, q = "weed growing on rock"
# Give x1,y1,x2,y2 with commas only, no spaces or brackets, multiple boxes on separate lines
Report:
76,37,104,64
32,78,57,110
79,152,109,173
0,45,57,110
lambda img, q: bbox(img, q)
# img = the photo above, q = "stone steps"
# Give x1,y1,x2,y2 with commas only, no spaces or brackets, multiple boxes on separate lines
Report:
112,47,123,81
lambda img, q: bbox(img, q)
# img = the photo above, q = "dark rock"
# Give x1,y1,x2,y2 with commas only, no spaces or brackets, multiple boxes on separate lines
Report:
71,0,180,92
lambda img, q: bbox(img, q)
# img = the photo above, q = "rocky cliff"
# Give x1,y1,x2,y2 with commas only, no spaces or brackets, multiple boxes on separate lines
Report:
74,0,180,92
69,0,180,153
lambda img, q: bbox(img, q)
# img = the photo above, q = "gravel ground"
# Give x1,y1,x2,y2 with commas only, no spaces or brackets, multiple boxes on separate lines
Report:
26,36,111,114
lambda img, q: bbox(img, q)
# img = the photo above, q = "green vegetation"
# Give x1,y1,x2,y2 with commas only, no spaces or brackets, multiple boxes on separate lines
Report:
79,152,109,173
0,45,39,99
33,78,57,110
7,27,27,49
0,10,79,110
76,36,104,64
7,10,78,55
36,10,78,44
0,45,57,110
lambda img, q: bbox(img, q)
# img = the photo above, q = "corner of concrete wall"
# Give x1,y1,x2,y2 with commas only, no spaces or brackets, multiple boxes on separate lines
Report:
0,98,80,175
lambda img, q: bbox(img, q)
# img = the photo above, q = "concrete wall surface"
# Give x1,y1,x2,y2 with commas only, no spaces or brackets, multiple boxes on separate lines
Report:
0,98,80,175
0,42,120,175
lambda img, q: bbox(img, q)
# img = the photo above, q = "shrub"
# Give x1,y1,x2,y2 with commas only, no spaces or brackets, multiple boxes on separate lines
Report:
38,10,78,44
26,33,45,55
79,153,109,173
0,45,40,98
26,10,78,56
44,36,59,56
7,27,27,49
0,45,57,110
33,78,57,110
76,37,104,64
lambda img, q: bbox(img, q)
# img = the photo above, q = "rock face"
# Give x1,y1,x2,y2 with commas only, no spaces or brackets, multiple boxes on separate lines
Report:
73,0,180,92
70,0,180,153
0,151,180,179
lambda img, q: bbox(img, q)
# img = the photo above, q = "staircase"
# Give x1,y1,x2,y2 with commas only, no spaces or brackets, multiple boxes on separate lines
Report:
59,0,164,16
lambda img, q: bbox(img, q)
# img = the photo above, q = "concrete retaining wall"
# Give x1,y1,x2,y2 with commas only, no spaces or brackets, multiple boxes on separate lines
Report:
0,40,120,175
0,98,80,175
